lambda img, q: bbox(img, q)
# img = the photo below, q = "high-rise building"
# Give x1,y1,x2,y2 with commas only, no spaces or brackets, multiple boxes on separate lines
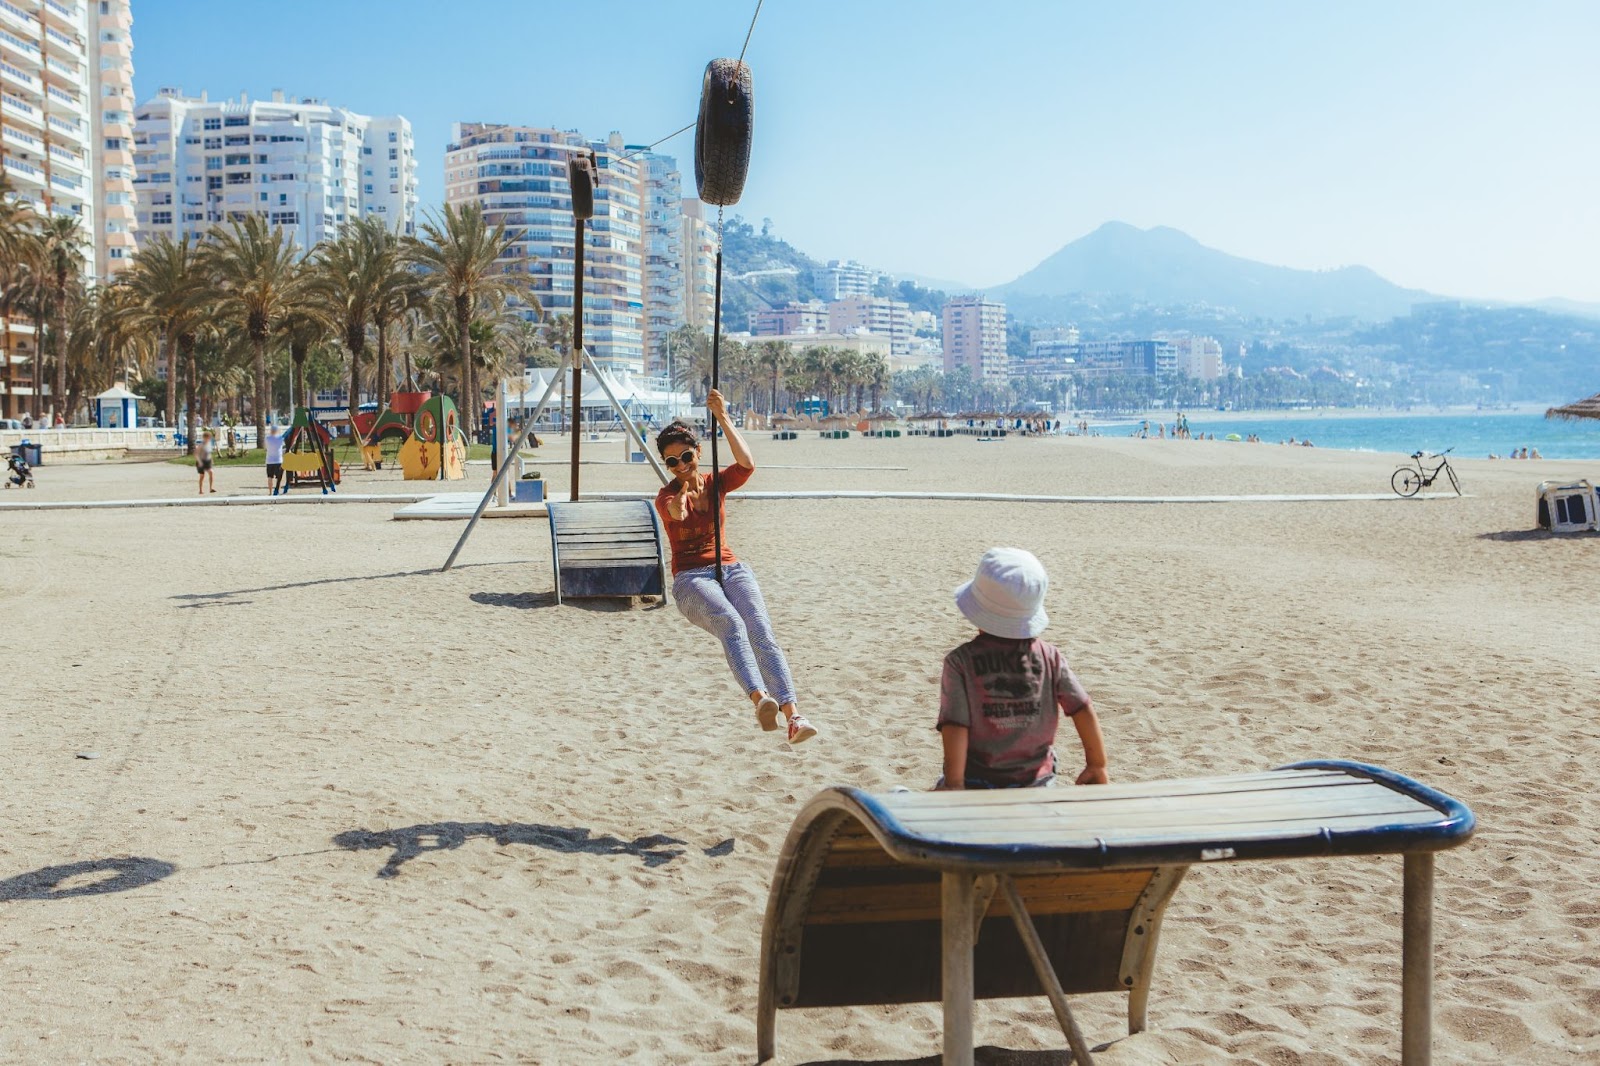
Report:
680,197,716,333
941,295,1007,381
828,296,911,358
445,123,652,374
1164,334,1225,380
634,149,685,376
90,0,136,280
1,0,131,415
132,88,417,255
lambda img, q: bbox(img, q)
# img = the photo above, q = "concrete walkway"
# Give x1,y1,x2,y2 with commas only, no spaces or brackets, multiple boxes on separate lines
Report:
389,489,1462,521
0,490,440,513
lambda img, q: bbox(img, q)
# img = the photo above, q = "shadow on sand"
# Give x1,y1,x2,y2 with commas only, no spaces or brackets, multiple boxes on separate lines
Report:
796,1049,1081,1066
0,857,177,901
333,821,732,879
469,590,666,612
173,562,503,604
1477,529,1571,542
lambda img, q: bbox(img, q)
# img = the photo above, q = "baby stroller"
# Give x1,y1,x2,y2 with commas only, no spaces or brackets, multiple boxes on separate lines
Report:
6,448,35,489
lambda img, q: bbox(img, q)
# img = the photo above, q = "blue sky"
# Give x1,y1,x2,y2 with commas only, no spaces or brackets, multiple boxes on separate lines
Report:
133,1,1600,302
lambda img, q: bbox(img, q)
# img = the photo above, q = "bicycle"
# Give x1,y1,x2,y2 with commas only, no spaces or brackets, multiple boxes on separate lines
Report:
1391,447,1460,497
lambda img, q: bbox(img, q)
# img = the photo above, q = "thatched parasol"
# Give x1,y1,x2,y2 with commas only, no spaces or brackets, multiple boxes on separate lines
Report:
1546,392,1600,422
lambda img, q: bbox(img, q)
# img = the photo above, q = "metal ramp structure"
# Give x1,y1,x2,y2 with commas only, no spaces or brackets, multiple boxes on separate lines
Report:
546,499,668,604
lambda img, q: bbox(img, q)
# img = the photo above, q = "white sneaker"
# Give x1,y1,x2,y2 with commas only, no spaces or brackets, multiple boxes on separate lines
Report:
786,713,818,745
755,696,781,732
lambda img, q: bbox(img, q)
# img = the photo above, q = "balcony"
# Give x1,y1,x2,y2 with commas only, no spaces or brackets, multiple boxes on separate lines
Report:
0,0,31,35
43,0,80,30
46,140,79,170
1,122,38,151
2,153,43,183
0,58,41,95
46,113,83,142
44,84,78,113
0,24,39,62
44,55,79,86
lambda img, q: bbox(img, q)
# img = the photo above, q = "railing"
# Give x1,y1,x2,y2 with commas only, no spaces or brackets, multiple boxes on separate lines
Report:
46,84,75,106
1,91,34,117
0,0,31,29
1,124,39,149
50,172,81,192
47,142,79,166
0,24,39,57
45,56,77,81
44,26,71,51
46,114,80,138
0,58,40,90
44,0,76,22
2,154,41,177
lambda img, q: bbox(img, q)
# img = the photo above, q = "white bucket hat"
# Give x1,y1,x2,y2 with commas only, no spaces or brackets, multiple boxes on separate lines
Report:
953,547,1049,639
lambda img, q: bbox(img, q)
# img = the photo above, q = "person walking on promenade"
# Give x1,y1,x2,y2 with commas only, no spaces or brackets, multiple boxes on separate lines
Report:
653,388,817,745
196,431,216,494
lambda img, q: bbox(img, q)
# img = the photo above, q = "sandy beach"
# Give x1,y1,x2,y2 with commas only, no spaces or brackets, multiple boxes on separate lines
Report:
1,434,1597,1064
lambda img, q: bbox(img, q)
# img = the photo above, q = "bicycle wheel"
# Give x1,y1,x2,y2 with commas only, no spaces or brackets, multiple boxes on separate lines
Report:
1446,463,1461,496
1392,467,1423,497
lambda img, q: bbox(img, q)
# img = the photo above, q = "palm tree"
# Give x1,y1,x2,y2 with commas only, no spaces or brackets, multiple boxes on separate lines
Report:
308,221,382,428
200,215,304,444
366,219,427,415
755,340,791,414
273,305,334,414
122,233,205,435
405,202,531,438
37,213,87,420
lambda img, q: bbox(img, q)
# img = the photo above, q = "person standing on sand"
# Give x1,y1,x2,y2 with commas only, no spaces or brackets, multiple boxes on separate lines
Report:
196,431,216,494
653,388,817,746
265,424,286,495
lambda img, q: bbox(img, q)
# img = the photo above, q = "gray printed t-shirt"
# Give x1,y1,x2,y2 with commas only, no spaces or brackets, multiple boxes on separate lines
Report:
938,634,1090,787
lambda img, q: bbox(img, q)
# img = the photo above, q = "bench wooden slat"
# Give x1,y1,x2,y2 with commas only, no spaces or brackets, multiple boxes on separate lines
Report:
888,784,1435,830
876,769,1360,811
902,809,1450,849
892,799,1433,838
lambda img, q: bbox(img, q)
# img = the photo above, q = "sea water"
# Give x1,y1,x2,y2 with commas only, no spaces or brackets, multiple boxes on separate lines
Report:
1119,411,1600,461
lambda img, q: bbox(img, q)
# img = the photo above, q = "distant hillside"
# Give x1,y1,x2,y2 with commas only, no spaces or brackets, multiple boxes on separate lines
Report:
994,222,1436,322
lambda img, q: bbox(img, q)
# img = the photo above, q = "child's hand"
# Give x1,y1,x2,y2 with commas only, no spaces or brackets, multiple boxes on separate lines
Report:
1075,765,1108,786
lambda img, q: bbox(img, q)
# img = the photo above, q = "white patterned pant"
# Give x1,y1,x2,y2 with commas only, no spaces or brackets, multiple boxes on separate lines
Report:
673,562,797,705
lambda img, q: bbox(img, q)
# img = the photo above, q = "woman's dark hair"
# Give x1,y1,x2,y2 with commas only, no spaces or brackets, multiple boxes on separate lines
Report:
655,420,698,454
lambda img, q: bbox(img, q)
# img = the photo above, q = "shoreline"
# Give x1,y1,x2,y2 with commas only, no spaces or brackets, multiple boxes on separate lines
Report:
1091,402,1553,426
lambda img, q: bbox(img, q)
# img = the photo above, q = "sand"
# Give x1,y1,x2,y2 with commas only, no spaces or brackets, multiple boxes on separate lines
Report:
1,434,1596,1064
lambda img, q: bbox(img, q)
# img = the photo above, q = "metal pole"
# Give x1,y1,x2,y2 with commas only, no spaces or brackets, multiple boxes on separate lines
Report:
581,347,669,487
441,353,569,572
570,215,585,501
710,241,724,584
495,376,510,507
1401,852,1435,1066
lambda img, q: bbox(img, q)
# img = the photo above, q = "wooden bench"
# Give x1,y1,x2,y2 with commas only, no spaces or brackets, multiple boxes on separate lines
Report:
546,500,668,604
757,760,1474,1066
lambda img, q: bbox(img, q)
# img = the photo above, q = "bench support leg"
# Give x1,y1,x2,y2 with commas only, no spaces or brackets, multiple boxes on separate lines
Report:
941,871,976,1066
1001,875,1096,1065
1402,851,1434,1066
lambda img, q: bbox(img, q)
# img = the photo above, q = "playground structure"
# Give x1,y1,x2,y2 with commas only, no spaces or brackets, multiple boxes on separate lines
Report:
280,407,340,494
352,391,467,482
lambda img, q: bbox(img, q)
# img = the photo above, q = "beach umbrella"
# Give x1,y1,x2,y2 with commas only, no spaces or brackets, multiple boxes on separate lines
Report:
1546,392,1600,422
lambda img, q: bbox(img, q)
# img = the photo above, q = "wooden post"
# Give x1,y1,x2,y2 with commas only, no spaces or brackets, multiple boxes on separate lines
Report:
941,871,976,1066
1402,852,1435,1066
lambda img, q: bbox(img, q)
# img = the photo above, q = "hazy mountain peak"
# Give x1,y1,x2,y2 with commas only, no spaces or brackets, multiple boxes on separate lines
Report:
996,224,1434,321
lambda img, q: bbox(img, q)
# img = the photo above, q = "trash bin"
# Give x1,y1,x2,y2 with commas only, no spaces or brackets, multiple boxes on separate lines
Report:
12,441,41,467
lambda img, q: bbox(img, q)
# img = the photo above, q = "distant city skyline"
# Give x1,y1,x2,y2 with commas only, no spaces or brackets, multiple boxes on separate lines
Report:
129,1,1600,304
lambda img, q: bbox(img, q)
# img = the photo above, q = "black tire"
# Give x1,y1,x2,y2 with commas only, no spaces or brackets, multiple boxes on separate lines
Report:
1446,463,1461,496
695,58,753,206
567,154,595,221
1392,467,1422,497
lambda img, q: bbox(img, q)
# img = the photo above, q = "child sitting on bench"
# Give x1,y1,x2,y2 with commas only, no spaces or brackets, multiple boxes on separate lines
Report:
936,547,1108,790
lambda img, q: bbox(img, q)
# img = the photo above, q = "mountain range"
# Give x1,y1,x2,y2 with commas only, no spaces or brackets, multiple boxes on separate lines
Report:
984,222,1437,322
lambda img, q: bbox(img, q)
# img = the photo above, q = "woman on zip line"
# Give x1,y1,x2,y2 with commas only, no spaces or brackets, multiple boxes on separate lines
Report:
654,388,817,746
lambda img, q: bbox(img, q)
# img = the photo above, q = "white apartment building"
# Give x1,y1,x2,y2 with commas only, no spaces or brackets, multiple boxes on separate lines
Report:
444,121,662,372
681,196,716,333
942,295,1007,381
634,148,685,376
0,0,132,415
811,258,877,300
132,88,417,256
828,295,911,358
1163,334,1226,381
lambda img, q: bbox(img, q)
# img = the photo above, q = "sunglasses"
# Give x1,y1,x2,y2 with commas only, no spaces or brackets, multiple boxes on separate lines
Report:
662,450,696,468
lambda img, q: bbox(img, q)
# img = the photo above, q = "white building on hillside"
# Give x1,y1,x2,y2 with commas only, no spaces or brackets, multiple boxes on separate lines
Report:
131,88,417,254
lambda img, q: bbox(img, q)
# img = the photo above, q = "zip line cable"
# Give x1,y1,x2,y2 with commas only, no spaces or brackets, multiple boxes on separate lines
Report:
738,0,765,64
